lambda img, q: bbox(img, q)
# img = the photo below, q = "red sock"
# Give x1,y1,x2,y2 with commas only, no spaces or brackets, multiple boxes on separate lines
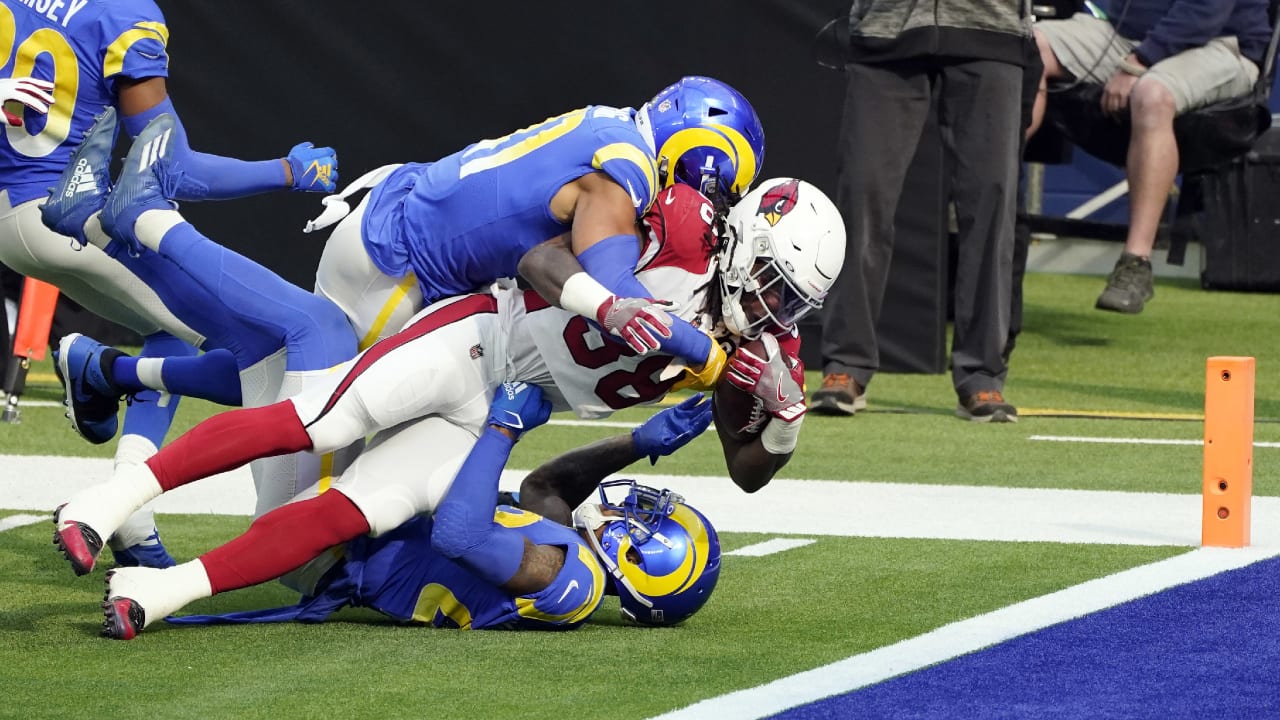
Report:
200,489,370,594
147,400,312,492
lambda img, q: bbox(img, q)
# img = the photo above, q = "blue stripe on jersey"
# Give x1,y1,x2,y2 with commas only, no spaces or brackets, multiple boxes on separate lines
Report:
0,0,169,204
360,105,657,304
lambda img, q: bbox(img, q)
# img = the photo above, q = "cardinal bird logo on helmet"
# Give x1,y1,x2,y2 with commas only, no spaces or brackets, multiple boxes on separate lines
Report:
756,179,800,227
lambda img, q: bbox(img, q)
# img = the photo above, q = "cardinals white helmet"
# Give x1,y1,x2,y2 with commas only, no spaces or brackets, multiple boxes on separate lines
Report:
717,177,846,338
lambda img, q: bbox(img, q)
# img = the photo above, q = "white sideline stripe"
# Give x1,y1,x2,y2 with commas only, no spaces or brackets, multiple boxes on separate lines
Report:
6,399,59,408
1031,434,1280,449
724,538,815,557
649,545,1280,720
8,404,637,424
0,513,47,531
4,455,1280,547
547,419,640,429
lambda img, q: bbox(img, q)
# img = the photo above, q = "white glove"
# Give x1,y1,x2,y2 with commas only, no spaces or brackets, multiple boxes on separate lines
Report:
0,77,55,127
595,295,675,354
725,333,807,422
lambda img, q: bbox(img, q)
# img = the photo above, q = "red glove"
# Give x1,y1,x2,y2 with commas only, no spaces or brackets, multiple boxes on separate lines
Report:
0,77,55,127
595,295,675,354
725,333,807,422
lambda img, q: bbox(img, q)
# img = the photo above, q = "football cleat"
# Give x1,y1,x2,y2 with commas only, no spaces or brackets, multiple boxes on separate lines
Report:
100,113,182,256
52,504,105,577
110,530,177,569
54,332,125,445
102,570,146,640
40,107,117,248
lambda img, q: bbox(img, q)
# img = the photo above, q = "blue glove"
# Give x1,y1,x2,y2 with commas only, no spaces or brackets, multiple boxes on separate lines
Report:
487,382,552,440
632,393,713,465
287,142,338,192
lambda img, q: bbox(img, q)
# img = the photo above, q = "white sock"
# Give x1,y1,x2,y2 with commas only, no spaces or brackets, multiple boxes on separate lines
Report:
109,559,213,629
133,208,184,252
109,507,158,551
83,213,111,249
114,434,159,468
59,462,164,546
134,358,167,392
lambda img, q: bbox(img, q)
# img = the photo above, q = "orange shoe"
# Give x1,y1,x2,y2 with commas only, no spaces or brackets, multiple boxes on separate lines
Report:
956,390,1017,423
811,373,866,416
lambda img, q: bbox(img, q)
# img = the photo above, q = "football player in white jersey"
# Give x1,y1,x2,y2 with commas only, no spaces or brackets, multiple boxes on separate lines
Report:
131,384,719,637
51,178,847,638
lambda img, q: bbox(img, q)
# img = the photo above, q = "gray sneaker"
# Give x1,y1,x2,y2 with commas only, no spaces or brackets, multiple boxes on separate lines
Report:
1096,252,1154,314
956,390,1018,423
811,373,867,416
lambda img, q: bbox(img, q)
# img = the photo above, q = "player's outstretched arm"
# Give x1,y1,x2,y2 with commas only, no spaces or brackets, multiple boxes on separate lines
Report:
431,383,561,595
116,77,338,199
520,173,722,373
517,394,713,522
714,405,794,493
714,334,805,493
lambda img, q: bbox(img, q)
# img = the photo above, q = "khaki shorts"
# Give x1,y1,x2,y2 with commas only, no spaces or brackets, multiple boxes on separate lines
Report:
1037,13,1259,114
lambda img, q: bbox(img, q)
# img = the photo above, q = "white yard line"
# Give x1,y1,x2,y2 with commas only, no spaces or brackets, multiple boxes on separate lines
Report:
724,538,815,557
4,455,1280,547
1031,434,1280,449
0,513,46,532
6,454,1278,718
649,545,1280,720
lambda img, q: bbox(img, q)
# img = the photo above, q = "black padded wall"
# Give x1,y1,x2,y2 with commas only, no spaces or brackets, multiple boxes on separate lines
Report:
158,0,849,288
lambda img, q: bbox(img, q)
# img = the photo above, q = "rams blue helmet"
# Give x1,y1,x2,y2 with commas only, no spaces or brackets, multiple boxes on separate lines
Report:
576,479,722,626
638,76,766,209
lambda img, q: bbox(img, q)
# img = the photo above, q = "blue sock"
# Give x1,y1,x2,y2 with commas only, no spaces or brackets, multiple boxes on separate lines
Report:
118,332,198,447
119,388,180,447
160,348,242,406
111,354,144,392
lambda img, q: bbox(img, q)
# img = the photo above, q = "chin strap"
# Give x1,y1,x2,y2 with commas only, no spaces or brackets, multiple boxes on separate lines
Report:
303,163,404,233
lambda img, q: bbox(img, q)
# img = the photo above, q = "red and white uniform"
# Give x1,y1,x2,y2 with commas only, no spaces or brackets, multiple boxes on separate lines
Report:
286,185,719,535
506,186,719,418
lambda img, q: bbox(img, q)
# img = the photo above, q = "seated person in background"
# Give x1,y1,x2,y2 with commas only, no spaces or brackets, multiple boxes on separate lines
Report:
1027,0,1272,314
118,384,722,636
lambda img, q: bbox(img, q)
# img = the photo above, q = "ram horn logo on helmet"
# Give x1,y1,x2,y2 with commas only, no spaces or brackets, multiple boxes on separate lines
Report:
756,178,800,227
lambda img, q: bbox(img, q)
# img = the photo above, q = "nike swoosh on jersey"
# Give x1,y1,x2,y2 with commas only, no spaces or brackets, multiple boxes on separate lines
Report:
625,180,642,209
557,579,581,603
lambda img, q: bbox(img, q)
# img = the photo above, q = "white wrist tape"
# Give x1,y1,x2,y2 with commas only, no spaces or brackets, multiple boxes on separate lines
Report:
760,414,803,455
560,272,614,320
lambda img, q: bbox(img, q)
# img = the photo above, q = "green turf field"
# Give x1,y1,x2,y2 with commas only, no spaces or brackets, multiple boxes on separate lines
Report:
0,271,1276,719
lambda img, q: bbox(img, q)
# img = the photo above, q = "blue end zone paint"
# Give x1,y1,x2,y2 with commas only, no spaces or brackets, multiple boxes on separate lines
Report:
772,556,1280,719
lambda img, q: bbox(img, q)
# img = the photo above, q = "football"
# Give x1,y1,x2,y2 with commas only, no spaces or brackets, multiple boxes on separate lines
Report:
713,337,770,441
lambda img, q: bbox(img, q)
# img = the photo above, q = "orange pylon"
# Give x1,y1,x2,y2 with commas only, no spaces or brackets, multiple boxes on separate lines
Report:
1201,356,1254,548
3,277,61,423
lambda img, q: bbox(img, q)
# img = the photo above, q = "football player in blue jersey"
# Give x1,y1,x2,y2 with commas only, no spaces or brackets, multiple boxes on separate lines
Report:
0,75,53,127
50,177,845,601
103,384,721,637
307,76,765,383
0,0,338,569
46,111,359,521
